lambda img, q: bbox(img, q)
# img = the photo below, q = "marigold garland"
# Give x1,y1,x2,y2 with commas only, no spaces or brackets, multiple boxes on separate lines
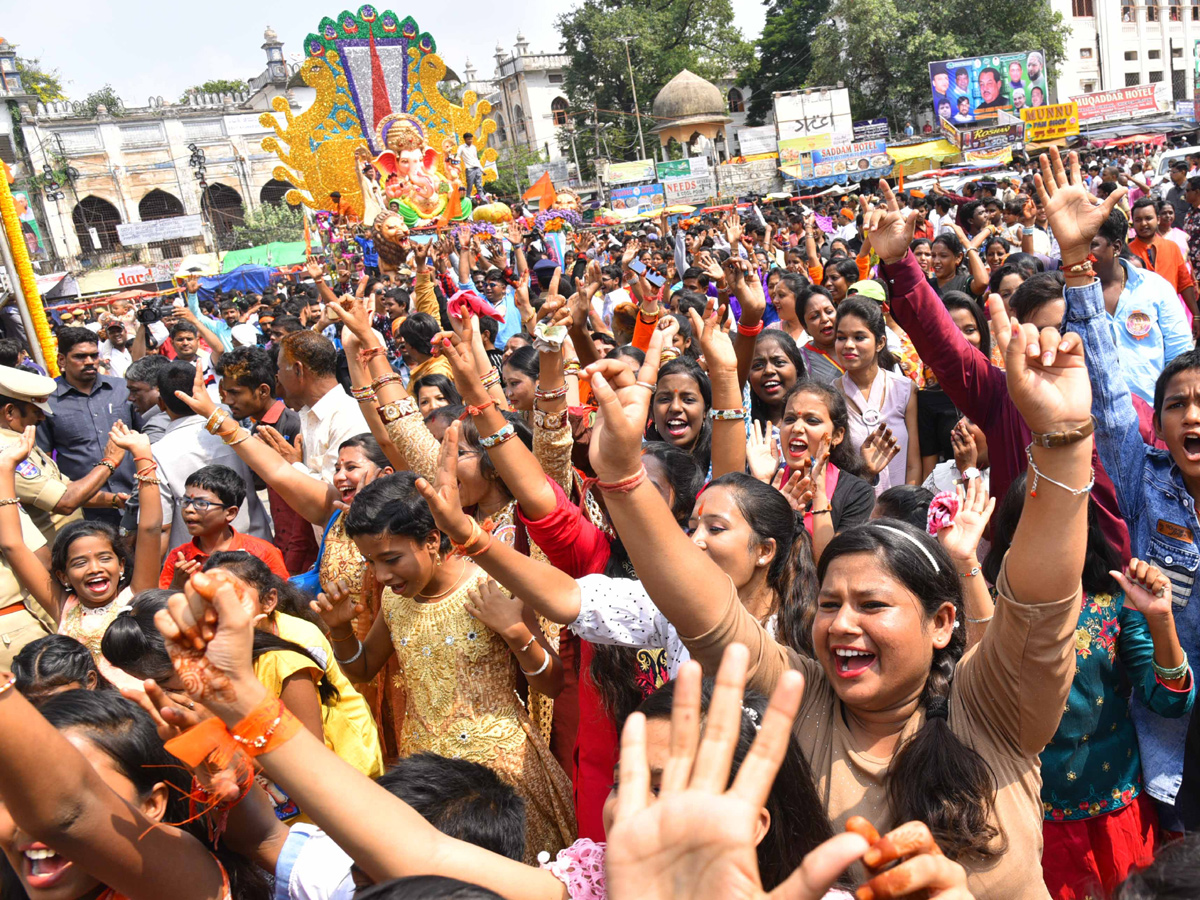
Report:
0,175,58,375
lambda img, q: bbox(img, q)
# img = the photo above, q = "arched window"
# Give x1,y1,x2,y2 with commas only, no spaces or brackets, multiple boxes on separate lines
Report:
202,183,245,239
728,87,745,113
259,179,296,207
551,97,569,127
72,195,122,251
514,105,525,134
138,189,184,221
493,112,508,143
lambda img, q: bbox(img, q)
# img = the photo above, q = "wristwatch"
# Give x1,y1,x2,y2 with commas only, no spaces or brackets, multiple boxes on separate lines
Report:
377,397,419,423
1029,417,1095,448
961,466,981,482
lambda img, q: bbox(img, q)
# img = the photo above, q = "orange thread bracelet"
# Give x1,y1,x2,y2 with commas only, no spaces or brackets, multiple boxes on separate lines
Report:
461,397,496,419
231,697,303,756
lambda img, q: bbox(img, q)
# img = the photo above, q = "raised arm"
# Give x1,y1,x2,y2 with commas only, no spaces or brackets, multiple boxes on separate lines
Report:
173,368,337,526
728,256,766,389
691,303,745,478
0,428,58,620
109,421,163,593
157,572,567,900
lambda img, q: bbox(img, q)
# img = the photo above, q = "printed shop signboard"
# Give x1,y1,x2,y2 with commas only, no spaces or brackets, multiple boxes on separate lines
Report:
609,183,665,219
1021,103,1079,142
1069,83,1171,123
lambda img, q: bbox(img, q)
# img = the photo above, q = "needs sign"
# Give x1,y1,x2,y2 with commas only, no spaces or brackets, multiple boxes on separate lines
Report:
1021,103,1079,142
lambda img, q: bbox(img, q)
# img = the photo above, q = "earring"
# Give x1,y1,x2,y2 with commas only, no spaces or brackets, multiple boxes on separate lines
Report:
434,551,443,567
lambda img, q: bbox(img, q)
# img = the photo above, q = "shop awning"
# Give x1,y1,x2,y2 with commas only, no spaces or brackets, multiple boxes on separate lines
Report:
886,140,960,164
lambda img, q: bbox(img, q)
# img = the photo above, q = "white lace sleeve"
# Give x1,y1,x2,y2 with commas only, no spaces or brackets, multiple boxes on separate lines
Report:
571,575,690,676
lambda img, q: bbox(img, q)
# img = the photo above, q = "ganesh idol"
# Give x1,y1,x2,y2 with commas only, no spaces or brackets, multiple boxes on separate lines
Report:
371,113,473,228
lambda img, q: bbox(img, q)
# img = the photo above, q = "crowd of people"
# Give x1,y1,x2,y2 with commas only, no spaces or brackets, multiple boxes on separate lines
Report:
2,146,1200,900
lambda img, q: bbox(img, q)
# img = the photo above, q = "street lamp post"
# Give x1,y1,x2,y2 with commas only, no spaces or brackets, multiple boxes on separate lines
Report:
616,36,648,161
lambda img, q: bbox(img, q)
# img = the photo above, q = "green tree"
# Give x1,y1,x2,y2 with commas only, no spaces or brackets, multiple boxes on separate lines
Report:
180,79,249,103
742,0,832,126
13,53,66,103
807,0,1068,124
82,85,124,117
489,144,552,199
229,202,305,248
557,0,753,163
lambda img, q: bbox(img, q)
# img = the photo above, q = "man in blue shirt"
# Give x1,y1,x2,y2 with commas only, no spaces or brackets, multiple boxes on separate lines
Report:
1086,208,1192,403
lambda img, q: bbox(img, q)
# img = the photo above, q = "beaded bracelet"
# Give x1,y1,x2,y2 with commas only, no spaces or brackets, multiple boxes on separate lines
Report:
1154,649,1190,682
136,473,161,485
480,367,502,389
534,383,569,401
371,373,402,392
709,408,745,421
480,423,517,449
97,458,117,474
0,497,20,507
350,385,377,402
230,697,303,756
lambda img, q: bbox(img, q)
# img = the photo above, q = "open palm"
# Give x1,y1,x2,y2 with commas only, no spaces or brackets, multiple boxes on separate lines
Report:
1034,148,1125,261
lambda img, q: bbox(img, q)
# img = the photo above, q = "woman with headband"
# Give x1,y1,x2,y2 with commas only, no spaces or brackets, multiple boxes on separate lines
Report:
561,152,1115,899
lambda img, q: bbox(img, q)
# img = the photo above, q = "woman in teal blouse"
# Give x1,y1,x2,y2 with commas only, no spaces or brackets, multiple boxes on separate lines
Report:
984,475,1194,900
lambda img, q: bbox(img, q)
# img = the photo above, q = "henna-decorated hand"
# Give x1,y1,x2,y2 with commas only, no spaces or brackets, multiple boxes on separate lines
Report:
860,424,900,478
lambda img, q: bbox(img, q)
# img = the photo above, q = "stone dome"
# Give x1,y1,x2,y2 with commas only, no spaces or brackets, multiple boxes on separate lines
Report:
651,70,728,127
263,25,279,42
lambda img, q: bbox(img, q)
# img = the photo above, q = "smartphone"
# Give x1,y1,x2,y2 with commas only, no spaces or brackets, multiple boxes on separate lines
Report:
628,258,648,276
645,270,666,288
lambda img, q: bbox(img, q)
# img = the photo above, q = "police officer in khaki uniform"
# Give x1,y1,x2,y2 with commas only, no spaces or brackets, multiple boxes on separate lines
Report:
0,506,51,669
0,366,127,546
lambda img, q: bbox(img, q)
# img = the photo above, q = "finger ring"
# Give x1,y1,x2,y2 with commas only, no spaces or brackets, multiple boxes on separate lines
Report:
185,700,195,710
635,381,657,392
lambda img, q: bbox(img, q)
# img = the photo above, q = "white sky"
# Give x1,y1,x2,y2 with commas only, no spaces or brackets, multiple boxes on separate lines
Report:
4,0,767,105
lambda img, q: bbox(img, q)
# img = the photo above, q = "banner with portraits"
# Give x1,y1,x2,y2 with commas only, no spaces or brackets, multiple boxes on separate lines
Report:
929,50,1047,126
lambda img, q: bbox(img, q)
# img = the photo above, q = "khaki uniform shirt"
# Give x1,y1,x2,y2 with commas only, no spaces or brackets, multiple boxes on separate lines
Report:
0,507,52,658
0,426,82,544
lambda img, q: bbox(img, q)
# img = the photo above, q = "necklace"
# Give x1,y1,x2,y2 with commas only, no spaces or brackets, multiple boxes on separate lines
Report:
416,562,471,601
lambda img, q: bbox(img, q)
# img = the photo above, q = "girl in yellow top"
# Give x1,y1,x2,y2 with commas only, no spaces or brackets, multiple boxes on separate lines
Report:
200,551,384,780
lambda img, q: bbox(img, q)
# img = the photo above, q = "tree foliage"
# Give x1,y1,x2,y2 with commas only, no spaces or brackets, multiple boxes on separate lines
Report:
13,53,66,103
180,79,249,103
229,202,305,248
82,85,125,117
488,144,551,199
557,0,753,164
756,0,1068,125
742,0,831,125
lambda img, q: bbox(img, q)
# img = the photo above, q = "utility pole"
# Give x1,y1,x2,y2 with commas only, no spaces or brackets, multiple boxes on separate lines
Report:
617,36,647,160
593,102,602,190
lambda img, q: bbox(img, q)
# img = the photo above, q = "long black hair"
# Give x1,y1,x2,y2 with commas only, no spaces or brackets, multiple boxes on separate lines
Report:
818,520,1004,860
748,330,806,427
982,473,1120,595
633,678,840,891
646,356,713,475
410,374,463,410
705,473,816,656
102,587,339,706
345,471,450,553
339,432,393,472
941,290,992,359
38,690,270,900
12,634,114,701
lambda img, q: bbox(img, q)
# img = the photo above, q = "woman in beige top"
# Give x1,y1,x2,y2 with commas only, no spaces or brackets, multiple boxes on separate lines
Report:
567,152,1120,899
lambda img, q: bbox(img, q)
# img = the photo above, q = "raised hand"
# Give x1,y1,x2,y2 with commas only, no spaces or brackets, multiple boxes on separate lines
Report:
108,420,151,458
746,420,780,483
936,479,995,566
1113,558,1174,619
585,326,667,482
328,293,374,340
413,421,476,544
860,424,900,477
257,425,302,466
772,466,813,513
987,293,1092,434
462,579,524,639
173,360,218,419
310,576,364,631
859,181,918,265
0,425,36,470
154,569,263,722
185,275,200,295
688,300,737,374
848,818,973,900
951,419,978,474
606,645,826,900
1034,148,1125,264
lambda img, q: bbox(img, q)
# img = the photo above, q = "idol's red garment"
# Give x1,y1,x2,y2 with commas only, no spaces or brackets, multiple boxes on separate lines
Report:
518,476,614,841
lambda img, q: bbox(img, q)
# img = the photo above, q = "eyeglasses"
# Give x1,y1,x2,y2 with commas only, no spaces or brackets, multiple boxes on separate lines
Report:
180,497,228,512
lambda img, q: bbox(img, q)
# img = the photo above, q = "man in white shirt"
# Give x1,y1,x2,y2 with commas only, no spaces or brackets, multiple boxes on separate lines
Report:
275,330,367,486
98,321,132,378
151,361,272,555
458,133,484,198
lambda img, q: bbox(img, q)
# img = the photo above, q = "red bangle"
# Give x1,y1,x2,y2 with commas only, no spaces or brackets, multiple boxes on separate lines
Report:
738,319,765,337
596,466,648,494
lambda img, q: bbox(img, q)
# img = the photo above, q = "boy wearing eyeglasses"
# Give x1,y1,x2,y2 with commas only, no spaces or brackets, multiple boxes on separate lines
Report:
158,464,289,588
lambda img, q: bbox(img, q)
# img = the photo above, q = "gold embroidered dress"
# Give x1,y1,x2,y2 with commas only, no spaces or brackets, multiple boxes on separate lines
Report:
382,576,576,863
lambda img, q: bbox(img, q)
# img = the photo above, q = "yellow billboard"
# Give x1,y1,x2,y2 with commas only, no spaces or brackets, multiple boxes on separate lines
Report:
1020,102,1080,142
